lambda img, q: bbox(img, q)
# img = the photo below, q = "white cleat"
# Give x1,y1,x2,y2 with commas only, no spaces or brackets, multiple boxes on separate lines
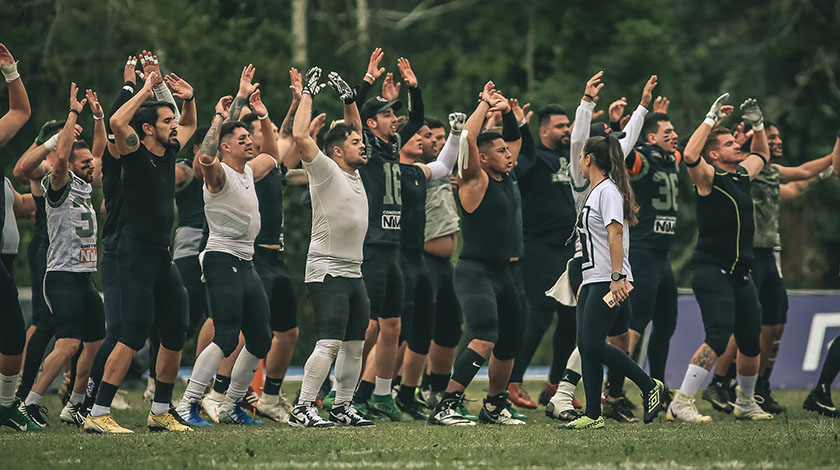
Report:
143,377,156,402
202,390,225,424
429,401,476,426
256,393,290,423
112,390,131,410
546,382,583,421
733,386,773,421
666,391,712,423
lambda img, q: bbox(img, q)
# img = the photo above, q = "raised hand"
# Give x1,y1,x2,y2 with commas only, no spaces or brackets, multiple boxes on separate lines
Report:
302,67,326,97
328,71,356,103
584,71,604,103
381,72,401,101
289,67,303,101
238,64,259,97
164,73,193,100
249,89,268,117
0,43,19,82
138,50,163,87
488,90,510,114
86,89,103,118
124,56,138,84
704,93,730,126
365,48,386,83
510,98,526,123
396,57,418,87
740,98,764,131
608,97,627,123
640,74,658,108
653,96,670,113
309,113,327,137
215,96,233,114
0,43,14,65
69,82,87,113
733,122,754,146
480,81,496,102
449,112,467,132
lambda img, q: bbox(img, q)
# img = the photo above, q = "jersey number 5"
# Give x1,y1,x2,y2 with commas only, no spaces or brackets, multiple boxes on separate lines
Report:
383,162,402,205
72,197,95,238
652,171,679,211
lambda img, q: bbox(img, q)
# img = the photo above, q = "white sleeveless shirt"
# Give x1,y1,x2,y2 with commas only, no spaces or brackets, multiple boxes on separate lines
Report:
203,163,261,260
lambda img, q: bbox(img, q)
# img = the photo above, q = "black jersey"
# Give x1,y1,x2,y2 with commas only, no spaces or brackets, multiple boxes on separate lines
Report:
692,165,755,275
360,130,402,246
254,165,286,248
120,142,179,247
174,159,205,230
514,139,577,245
459,174,516,267
100,147,124,252
399,163,427,255
627,144,682,250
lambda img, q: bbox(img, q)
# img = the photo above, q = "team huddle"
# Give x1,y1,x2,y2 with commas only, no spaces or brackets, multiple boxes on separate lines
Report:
1,42,839,434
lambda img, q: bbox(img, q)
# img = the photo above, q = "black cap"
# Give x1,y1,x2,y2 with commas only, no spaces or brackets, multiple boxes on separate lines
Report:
589,122,625,139
360,96,403,123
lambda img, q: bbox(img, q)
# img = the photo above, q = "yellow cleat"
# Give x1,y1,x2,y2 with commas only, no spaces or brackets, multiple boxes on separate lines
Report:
84,414,134,434
147,411,194,432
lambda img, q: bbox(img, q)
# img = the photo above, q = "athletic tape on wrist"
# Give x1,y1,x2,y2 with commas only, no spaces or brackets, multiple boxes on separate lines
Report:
198,156,218,166
0,61,20,82
44,133,60,151
702,116,717,128
257,113,269,120
94,114,104,121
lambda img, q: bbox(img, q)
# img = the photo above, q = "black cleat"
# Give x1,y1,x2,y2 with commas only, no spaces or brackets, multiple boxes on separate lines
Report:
754,381,785,414
329,403,375,427
397,397,429,420
641,379,665,424
603,398,639,423
701,380,733,413
803,384,840,418
19,402,49,428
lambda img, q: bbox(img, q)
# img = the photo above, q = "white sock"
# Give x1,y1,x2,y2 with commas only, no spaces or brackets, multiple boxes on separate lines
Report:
0,373,18,407
299,339,340,404
737,374,758,397
70,392,85,405
335,340,364,405
150,401,169,415
227,347,262,401
566,347,582,376
373,376,392,396
90,404,110,417
24,391,42,407
678,364,709,396
184,342,225,401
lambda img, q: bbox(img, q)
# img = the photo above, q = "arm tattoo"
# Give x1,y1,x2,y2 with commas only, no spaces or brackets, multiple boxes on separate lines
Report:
286,168,305,178
200,116,224,157
226,96,248,122
793,180,812,193
281,107,297,136
126,134,138,147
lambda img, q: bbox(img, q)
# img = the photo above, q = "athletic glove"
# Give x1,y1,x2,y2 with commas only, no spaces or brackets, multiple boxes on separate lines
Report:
302,67,326,97
0,60,19,83
35,120,59,145
327,71,355,104
449,112,467,132
703,92,729,127
740,98,764,132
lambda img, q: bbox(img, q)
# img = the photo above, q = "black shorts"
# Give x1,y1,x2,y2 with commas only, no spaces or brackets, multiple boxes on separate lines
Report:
26,233,49,327
521,240,575,312
425,252,462,348
362,244,404,320
202,251,272,358
454,259,522,360
306,275,370,341
400,251,435,354
117,230,188,351
174,254,208,336
628,247,678,334
691,263,761,357
253,246,297,333
43,271,105,342
752,248,788,325
0,254,24,355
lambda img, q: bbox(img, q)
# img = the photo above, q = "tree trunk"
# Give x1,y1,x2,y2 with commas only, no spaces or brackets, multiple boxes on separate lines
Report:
292,0,308,65
357,0,370,53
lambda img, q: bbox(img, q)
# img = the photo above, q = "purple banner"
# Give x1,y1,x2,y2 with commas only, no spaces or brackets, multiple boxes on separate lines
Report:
660,291,840,389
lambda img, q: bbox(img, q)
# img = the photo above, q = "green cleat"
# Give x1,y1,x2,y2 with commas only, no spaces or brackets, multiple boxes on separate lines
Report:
0,399,43,432
321,390,336,410
561,415,605,430
503,392,529,420
352,402,380,420
456,396,478,421
369,394,411,422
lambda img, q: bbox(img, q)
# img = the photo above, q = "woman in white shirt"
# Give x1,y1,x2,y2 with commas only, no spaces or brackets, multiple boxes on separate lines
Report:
563,134,665,430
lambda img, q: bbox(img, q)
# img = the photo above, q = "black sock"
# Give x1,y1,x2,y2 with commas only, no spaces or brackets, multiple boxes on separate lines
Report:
710,374,725,385
95,381,119,408
485,392,506,409
562,369,581,386
17,326,53,399
761,367,773,383
430,373,450,392
393,375,402,388
818,336,840,386
154,380,175,405
421,373,431,389
441,390,463,404
264,377,283,396
451,348,486,388
725,363,737,381
353,380,374,404
214,374,231,394
398,385,416,404
83,378,98,411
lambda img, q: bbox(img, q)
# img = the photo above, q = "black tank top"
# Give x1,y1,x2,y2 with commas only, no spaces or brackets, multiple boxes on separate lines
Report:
254,166,286,248
459,174,515,267
692,165,754,275
174,159,205,230
399,163,427,255
628,144,681,250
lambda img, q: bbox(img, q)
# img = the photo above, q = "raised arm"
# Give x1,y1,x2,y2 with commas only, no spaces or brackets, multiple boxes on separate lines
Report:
396,57,424,145
570,72,603,193
461,81,494,183
833,130,840,178
111,72,156,155
293,67,325,163
356,48,385,108
0,43,31,147
229,64,259,122
196,96,232,194
739,98,769,180
246,90,282,182
164,73,196,148
52,83,87,192
277,68,304,170
684,93,731,194
619,75,656,157
776,137,836,183
422,112,465,181
139,50,181,124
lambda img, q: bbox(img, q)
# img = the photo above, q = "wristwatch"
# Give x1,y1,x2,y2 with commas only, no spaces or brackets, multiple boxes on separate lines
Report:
611,272,627,281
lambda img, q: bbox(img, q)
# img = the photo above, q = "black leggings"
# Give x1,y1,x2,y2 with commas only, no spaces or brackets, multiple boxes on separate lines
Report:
0,253,24,356
400,251,435,355
818,335,840,387
577,282,654,419
174,255,208,339
425,253,462,349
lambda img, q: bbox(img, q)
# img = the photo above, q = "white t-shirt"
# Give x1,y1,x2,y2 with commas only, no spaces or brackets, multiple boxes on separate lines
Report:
203,163,261,260
577,178,633,285
304,151,369,282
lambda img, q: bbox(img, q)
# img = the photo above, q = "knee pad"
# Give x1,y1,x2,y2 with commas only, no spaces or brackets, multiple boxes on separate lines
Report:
492,332,520,361
704,326,731,357
314,339,341,361
213,330,241,357
247,330,272,359
119,324,150,351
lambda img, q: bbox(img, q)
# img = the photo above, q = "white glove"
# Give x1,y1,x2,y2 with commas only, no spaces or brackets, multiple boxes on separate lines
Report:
703,93,729,127
448,112,467,132
327,71,355,104
302,67,326,97
740,98,764,132
44,133,60,151
0,61,19,82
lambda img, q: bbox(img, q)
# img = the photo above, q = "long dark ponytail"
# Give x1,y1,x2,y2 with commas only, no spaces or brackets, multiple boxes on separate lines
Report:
583,135,639,226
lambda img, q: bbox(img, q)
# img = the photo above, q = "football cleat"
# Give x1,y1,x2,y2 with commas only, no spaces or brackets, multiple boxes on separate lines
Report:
754,380,784,414
59,401,86,427
416,385,433,409
545,382,583,421
478,399,525,425
0,399,42,432
329,403,375,427
538,382,558,406
369,394,411,422
147,410,194,432
143,377,156,402
19,402,48,428
202,391,225,423
396,397,429,420
561,415,604,430
218,397,262,425
701,380,733,413
428,399,475,426
733,386,773,421
641,379,665,424
803,384,840,418
666,391,712,423
112,390,131,410
83,414,134,434
603,398,638,423
175,399,212,427
289,403,335,428
320,390,336,411
256,393,290,423
455,395,478,421
506,383,537,409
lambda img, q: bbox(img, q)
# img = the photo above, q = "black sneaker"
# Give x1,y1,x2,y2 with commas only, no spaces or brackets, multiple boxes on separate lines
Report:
725,379,737,409
59,402,86,427
478,398,525,425
429,399,475,426
288,403,335,428
803,384,840,418
329,403,375,427
701,380,733,413
415,385,433,409
754,381,785,414
397,397,429,420
661,387,674,412
19,402,48,428
603,398,639,423
641,379,665,424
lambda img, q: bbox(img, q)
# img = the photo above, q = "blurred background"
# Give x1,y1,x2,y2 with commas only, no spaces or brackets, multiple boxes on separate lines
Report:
1,0,839,367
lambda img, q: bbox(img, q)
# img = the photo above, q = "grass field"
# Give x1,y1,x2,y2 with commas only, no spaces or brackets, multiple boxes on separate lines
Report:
1,381,839,469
